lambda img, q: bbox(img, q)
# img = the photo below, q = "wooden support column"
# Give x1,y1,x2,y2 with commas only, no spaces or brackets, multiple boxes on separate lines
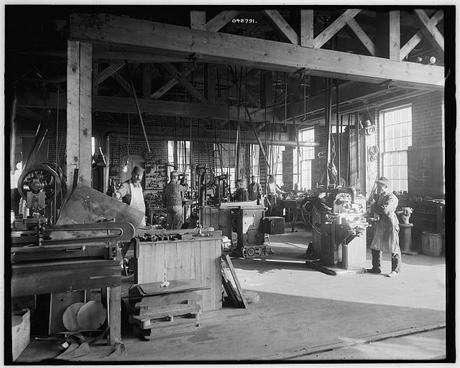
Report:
67,40,93,190
191,11,206,30
300,10,314,47
389,11,400,61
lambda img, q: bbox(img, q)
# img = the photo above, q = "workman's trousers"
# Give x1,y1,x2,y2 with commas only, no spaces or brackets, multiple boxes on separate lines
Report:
371,249,401,273
167,206,184,230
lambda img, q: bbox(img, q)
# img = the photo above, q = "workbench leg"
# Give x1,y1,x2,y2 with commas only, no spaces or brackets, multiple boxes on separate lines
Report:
107,286,121,345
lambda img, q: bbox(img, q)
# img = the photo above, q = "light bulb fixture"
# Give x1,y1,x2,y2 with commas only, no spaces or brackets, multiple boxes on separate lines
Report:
122,161,129,173
429,56,437,65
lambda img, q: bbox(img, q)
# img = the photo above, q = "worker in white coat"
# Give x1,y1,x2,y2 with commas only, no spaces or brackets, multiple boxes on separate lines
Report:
115,166,146,227
366,176,401,277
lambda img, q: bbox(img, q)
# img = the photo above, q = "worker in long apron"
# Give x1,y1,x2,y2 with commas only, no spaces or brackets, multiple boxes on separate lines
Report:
115,166,146,226
163,171,186,230
366,176,402,277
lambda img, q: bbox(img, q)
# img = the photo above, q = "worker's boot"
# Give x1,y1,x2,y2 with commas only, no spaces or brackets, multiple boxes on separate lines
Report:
366,249,382,274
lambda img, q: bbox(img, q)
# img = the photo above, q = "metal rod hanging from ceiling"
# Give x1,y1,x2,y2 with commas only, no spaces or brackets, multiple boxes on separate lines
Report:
335,80,340,185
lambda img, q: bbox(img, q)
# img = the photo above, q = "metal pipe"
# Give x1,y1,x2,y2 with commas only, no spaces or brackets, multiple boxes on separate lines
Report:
335,80,341,185
131,82,151,152
356,113,360,190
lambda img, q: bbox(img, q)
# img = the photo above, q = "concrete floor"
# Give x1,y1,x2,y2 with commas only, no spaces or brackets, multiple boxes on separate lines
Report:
17,228,447,362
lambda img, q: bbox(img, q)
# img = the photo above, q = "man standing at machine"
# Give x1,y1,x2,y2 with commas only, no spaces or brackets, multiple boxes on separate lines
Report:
248,175,262,203
163,171,186,230
366,176,401,277
266,174,285,215
115,166,146,227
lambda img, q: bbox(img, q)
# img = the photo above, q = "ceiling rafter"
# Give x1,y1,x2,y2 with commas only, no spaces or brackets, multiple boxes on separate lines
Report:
151,64,196,99
206,11,241,32
161,63,207,103
313,9,361,48
400,10,443,60
413,9,444,52
95,62,125,85
263,10,299,44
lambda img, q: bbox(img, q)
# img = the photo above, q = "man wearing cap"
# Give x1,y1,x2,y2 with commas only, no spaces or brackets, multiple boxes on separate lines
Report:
163,171,187,230
115,166,146,227
248,175,262,203
367,176,401,277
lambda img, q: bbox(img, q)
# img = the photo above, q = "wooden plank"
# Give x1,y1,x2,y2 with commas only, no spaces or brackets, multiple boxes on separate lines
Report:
264,10,299,44
78,42,92,188
151,64,195,99
399,10,443,60
389,11,400,61
347,18,376,56
224,254,248,308
70,13,444,89
190,10,206,30
313,9,361,48
94,49,192,63
300,10,314,47
66,41,80,192
12,262,120,297
95,62,125,85
206,10,240,32
414,9,444,52
107,286,121,345
112,72,131,93
162,63,207,103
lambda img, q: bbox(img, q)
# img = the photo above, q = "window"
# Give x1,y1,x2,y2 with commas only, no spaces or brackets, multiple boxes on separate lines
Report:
380,105,412,192
270,145,285,186
293,128,315,190
250,144,260,180
168,140,191,185
214,143,237,192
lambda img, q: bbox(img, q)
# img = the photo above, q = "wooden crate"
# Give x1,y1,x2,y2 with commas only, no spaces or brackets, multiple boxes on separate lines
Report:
135,232,222,311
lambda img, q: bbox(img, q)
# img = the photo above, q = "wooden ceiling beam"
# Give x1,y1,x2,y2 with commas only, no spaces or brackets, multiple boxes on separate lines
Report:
151,64,196,99
161,63,207,103
400,10,443,60
112,72,131,93
389,11,400,61
414,9,444,52
263,10,299,44
206,11,240,32
95,62,125,85
313,9,361,48
300,10,314,47
17,92,274,123
70,14,444,89
346,18,376,56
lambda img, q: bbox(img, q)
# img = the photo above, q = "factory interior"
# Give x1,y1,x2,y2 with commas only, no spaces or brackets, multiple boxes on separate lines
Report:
5,5,454,363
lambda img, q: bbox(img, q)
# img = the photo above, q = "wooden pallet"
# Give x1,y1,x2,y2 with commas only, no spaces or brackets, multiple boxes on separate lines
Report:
129,299,201,340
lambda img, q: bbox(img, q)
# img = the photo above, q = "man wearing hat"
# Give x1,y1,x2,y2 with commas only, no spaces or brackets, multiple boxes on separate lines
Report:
163,171,187,230
367,176,401,277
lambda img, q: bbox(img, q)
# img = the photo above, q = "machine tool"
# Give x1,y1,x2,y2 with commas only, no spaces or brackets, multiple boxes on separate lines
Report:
308,187,369,271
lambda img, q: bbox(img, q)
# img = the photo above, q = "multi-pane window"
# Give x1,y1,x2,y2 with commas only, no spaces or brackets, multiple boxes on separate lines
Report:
168,140,191,185
214,143,237,192
293,128,315,190
380,105,412,192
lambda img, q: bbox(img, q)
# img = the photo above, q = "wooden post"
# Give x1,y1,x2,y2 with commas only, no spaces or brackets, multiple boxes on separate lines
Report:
190,11,206,30
107,286,121,345
300,10,314,47
389,11,400,61
67,41,93,190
